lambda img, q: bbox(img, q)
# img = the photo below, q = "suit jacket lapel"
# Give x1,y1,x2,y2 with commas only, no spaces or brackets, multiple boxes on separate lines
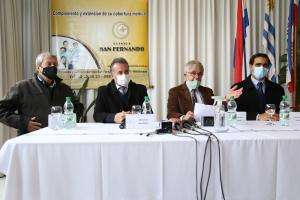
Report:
198,86,207,104
179,83,193,112
32,77,44,94
109,81,125,110
264,78,273,94
244,76,263,103
126,81,133,103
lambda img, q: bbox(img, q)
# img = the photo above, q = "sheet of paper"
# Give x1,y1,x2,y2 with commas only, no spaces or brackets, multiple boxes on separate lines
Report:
194,103,214,122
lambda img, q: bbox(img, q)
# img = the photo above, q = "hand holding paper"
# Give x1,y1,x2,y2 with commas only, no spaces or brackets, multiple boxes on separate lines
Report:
193,103,214,122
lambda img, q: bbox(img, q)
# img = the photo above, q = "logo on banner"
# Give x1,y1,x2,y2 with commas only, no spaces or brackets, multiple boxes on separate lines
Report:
113,22,129,39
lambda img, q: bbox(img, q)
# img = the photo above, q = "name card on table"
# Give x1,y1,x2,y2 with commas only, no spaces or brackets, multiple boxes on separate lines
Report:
290,112,300,125
125,114,158,129
236,112,247,124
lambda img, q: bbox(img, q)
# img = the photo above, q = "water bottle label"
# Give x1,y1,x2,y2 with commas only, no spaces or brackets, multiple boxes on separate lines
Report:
225,112,237,126
228,113,237,121
280,113,289,120
63,113,76,128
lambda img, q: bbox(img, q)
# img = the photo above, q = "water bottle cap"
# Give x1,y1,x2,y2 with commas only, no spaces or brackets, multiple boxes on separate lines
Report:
144,96,150,101
66,96,71,101
282,95,287,101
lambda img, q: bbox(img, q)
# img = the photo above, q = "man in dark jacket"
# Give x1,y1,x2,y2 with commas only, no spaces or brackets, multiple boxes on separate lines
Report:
230,53,284,120
0,52,83,135
167,60,214,122
93,57,148,123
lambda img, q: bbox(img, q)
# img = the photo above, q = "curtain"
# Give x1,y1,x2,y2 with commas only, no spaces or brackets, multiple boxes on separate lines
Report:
0,0,50,145
0,0,24,145
22,0,50,79
149,0,289,120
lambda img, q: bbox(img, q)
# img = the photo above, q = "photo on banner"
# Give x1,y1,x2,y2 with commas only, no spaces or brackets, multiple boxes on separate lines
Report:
50,0,149,89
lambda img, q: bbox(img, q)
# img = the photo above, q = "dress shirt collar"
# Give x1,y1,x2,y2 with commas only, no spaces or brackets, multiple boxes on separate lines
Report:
251,76,265,88
115,84,128,94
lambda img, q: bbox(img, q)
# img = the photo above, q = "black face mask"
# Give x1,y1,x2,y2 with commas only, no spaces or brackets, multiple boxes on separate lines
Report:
42,66,57,80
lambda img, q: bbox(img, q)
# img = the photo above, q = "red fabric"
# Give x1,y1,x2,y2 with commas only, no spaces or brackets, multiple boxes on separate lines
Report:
288,69,295,93
234,0,244,83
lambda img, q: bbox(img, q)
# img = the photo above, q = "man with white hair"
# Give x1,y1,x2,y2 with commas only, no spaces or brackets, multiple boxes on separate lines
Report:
167,60,214,122
0,52,83,135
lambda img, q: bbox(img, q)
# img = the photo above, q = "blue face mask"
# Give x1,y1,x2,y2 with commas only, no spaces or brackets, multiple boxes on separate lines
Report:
252,66,268,80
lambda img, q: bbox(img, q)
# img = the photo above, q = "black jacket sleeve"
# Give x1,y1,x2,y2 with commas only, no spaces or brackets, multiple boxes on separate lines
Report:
0,84,29,132
93,87,116,123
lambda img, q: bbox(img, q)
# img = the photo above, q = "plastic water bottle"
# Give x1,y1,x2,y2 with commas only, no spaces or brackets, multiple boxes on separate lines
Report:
279,95,290,126
227,96,237,126
213,96,227,132
63,97,76,128
142,96,153,114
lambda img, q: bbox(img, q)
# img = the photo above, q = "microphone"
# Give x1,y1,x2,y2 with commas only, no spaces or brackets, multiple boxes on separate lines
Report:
119,119,126,129
182,120,212,137
173,122,182,131
182,120,193,129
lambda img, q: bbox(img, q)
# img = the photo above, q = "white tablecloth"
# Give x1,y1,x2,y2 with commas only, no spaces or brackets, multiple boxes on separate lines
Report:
0,122,300,200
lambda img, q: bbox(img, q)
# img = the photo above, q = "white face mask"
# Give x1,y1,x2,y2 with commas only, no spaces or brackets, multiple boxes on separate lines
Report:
186,80,200,90
116,74,130,87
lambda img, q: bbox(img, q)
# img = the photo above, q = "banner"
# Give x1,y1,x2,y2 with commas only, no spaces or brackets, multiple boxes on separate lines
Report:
51,0,149,89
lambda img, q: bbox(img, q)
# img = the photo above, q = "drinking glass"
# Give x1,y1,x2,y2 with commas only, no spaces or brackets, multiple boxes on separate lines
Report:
265,104,275,125
48,106,63,130
131,105,142,114
51,106,62,114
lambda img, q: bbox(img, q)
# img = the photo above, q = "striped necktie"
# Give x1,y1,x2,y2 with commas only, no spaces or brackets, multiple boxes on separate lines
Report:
191,89,197,105
118,86,126,95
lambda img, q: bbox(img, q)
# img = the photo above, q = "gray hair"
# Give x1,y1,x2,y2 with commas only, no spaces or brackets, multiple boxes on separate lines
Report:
35,52,56,68
109,57,129,73
184,60,204,74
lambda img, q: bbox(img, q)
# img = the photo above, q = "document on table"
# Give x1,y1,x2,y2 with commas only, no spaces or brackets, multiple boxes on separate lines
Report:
194,103,214,122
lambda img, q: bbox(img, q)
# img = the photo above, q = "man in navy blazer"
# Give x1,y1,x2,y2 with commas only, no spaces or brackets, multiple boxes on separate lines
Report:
93,57,148,123
230,53,284,120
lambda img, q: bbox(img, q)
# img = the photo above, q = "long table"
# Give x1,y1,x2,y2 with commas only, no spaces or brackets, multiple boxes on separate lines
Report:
0,122,300,200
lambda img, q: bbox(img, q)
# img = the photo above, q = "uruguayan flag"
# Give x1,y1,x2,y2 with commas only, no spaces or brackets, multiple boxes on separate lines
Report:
262,0,276,82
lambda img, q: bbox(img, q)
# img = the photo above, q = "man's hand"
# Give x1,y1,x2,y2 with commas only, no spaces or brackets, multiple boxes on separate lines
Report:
183,111,194,121
168,118,182,131
257,113,279,121
169,118,181,124
226,85,243,100
27,117,42,132
114,111,130,124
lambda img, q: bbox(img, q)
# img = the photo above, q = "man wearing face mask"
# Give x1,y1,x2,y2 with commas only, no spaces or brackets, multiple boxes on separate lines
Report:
0,52,83,135
93,57,148,123
167,60,214,122
230,53,284,120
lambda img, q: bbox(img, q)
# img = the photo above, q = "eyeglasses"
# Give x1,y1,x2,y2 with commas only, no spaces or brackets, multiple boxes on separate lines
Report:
186,71,203,77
